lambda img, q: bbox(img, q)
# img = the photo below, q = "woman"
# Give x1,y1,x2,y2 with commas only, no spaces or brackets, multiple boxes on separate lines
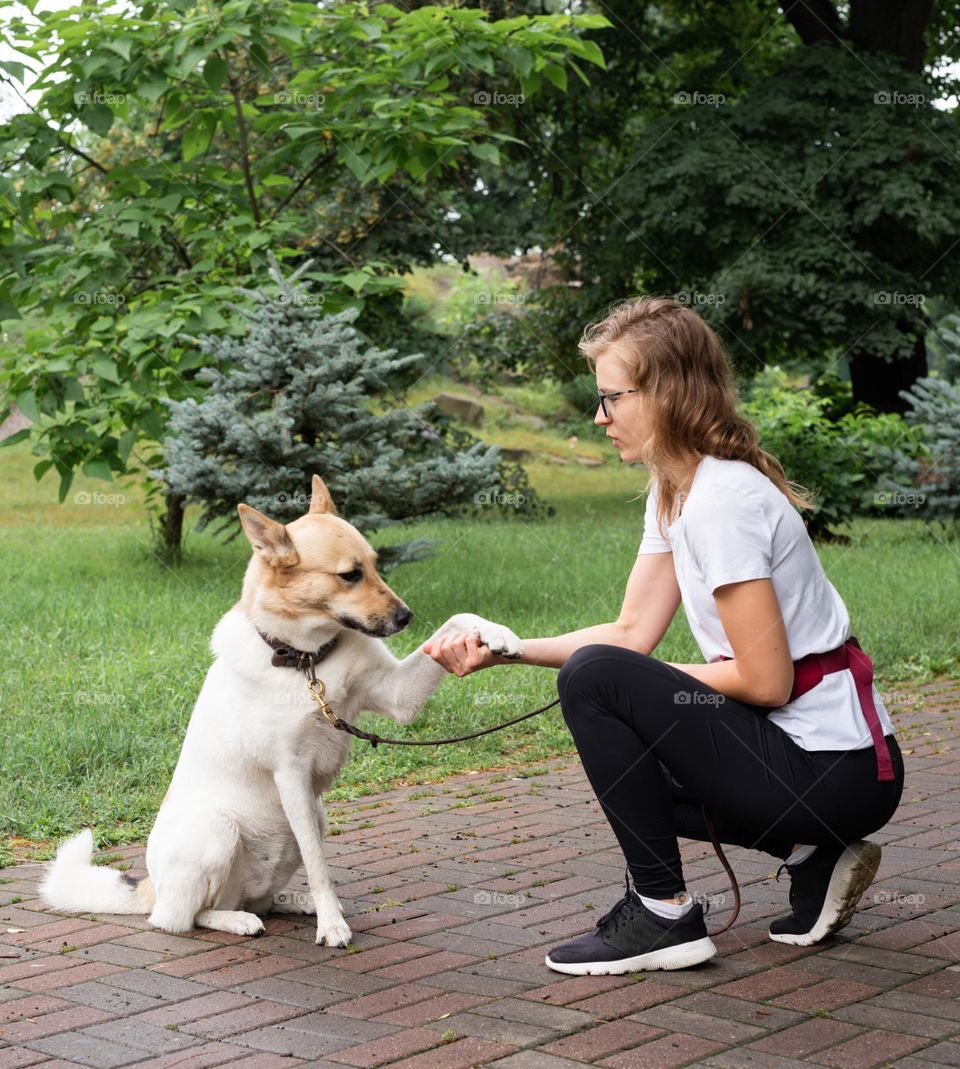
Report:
423,295,904,976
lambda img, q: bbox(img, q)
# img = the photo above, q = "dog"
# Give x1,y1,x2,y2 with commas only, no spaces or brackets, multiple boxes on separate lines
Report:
39,474,523,946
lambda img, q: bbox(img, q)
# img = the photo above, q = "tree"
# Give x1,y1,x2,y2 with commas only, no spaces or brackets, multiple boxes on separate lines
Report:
440,0,959,412
163,252,530,565
618,42,960,412
0,0,608,552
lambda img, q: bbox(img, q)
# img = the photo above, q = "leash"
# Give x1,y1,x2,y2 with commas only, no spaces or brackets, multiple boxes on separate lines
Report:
300,653,741,935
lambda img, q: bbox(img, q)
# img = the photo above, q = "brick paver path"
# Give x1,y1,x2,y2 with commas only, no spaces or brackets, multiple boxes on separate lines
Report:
2,680,958,1068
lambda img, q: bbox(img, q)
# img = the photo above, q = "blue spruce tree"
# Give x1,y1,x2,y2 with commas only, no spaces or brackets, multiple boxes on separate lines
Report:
163,253,533,565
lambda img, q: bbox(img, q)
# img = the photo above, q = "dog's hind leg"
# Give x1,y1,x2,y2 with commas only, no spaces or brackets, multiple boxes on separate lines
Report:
146,807,253,936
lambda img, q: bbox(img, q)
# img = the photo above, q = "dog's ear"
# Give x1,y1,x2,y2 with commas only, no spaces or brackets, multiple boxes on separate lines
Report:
308,474,338,516
237,504,300,568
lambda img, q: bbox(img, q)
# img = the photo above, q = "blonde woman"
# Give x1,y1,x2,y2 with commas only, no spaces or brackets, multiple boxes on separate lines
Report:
424,296,904,975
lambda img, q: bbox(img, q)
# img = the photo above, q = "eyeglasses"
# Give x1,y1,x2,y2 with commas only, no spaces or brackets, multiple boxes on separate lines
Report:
596,388,640,418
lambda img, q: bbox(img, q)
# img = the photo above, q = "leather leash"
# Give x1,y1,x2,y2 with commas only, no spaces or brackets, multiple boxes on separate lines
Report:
299,651,741,935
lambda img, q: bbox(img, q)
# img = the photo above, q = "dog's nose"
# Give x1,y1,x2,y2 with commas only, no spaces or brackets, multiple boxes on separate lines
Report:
393,605,414,629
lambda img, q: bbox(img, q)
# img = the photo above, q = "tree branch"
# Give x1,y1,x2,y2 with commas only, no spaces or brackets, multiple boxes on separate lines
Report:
224,52,261,227
268,150,337,220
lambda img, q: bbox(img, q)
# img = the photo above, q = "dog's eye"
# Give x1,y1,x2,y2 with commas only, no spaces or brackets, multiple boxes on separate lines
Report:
338,568,363,583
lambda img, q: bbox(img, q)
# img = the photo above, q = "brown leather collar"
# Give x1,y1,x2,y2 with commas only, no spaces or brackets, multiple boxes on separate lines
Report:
258,631,340,671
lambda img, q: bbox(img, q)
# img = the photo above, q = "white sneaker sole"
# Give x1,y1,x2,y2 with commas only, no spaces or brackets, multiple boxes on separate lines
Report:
769,840,882,946
545,935,717,975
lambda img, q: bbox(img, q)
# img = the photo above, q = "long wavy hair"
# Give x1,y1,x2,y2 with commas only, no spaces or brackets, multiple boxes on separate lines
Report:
579,295,815,535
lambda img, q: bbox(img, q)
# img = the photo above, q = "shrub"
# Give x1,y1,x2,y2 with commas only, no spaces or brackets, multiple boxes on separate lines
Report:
743,367,924,539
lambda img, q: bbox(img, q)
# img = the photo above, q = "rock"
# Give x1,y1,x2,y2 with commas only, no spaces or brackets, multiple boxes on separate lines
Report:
574,456,604,467
434,393,484,425
544,455,568,466
512,412,547,430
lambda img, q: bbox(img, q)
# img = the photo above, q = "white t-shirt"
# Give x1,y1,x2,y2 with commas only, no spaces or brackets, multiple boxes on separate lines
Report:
637,455,896,752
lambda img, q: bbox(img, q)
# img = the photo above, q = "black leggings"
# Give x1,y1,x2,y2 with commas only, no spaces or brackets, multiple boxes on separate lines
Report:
557,645,905,899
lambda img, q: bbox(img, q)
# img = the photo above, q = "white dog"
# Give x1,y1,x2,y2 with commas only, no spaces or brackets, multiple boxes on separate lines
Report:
40,474,522,946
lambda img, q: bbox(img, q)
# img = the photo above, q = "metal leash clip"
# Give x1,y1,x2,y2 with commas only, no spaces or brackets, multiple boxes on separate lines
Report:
306,678,340,727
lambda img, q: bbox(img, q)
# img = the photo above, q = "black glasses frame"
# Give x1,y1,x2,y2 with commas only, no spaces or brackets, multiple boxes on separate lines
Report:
596,388,640,418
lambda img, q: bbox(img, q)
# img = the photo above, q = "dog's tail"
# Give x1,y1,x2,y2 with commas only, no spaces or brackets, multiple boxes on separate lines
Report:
38,829,155,915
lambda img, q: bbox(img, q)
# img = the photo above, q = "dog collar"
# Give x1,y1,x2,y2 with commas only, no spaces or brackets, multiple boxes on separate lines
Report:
257,631,340,670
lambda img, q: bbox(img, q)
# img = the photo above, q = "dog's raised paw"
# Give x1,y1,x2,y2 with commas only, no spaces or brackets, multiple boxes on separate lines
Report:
316,916,352,947
473,621,524,659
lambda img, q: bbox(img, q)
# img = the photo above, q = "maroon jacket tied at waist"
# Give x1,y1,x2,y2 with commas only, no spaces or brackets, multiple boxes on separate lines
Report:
712,636,894,783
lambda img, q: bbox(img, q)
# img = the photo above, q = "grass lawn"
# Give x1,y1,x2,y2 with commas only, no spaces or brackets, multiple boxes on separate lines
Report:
3,393,959,861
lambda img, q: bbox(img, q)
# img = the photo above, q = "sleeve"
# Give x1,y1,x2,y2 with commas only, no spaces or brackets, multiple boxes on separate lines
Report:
683,492,773,593
637,480,672,555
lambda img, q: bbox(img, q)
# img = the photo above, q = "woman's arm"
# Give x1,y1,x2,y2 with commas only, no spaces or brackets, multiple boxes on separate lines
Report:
664,577,794,707
423,550,681,676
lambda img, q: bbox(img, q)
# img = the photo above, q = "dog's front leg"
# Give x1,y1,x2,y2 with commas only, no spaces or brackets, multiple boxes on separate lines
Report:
359,614,524,726
273,769,350,946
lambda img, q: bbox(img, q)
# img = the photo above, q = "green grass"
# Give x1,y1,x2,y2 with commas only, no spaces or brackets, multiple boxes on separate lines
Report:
2,416,959,859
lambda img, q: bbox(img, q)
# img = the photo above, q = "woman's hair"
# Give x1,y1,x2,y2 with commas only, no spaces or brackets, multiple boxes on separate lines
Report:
578,294,815,534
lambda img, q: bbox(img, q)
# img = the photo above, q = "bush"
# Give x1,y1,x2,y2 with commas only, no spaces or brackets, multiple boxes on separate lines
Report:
876,323,960,536
743,367,924,539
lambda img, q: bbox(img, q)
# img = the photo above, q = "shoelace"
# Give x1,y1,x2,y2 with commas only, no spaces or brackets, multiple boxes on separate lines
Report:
597,868,709,935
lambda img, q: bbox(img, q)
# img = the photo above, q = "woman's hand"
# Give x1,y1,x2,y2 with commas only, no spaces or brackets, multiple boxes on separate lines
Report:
422,632,514,677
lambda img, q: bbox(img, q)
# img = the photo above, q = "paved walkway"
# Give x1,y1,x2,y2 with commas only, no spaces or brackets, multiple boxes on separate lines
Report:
2,679,959,1069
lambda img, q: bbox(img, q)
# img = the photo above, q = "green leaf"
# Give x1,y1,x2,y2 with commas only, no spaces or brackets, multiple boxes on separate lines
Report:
177,45,206,80
340,270,371,293
92,356,122,383
0,428,30,448
57,468,74,503
0,59,26,82
543,64,567,91
84,102,114,136
82,457,113,481
469,141,500,166
203,56,229,91
15,389,39,422
182,114,217,162
117,429,136,463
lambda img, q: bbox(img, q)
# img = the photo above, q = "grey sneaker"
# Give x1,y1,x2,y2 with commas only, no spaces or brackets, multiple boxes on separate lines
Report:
545,878,717,975
769,840,882,946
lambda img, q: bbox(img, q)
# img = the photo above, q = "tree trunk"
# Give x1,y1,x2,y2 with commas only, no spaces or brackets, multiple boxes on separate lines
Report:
848,334,928,415
159,492,185,560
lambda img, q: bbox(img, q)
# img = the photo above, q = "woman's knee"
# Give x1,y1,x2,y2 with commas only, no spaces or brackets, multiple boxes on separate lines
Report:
557,643,654,709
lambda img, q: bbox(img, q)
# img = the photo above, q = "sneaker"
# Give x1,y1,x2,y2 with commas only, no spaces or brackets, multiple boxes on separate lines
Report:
545,880,717,975
768,840,881,946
